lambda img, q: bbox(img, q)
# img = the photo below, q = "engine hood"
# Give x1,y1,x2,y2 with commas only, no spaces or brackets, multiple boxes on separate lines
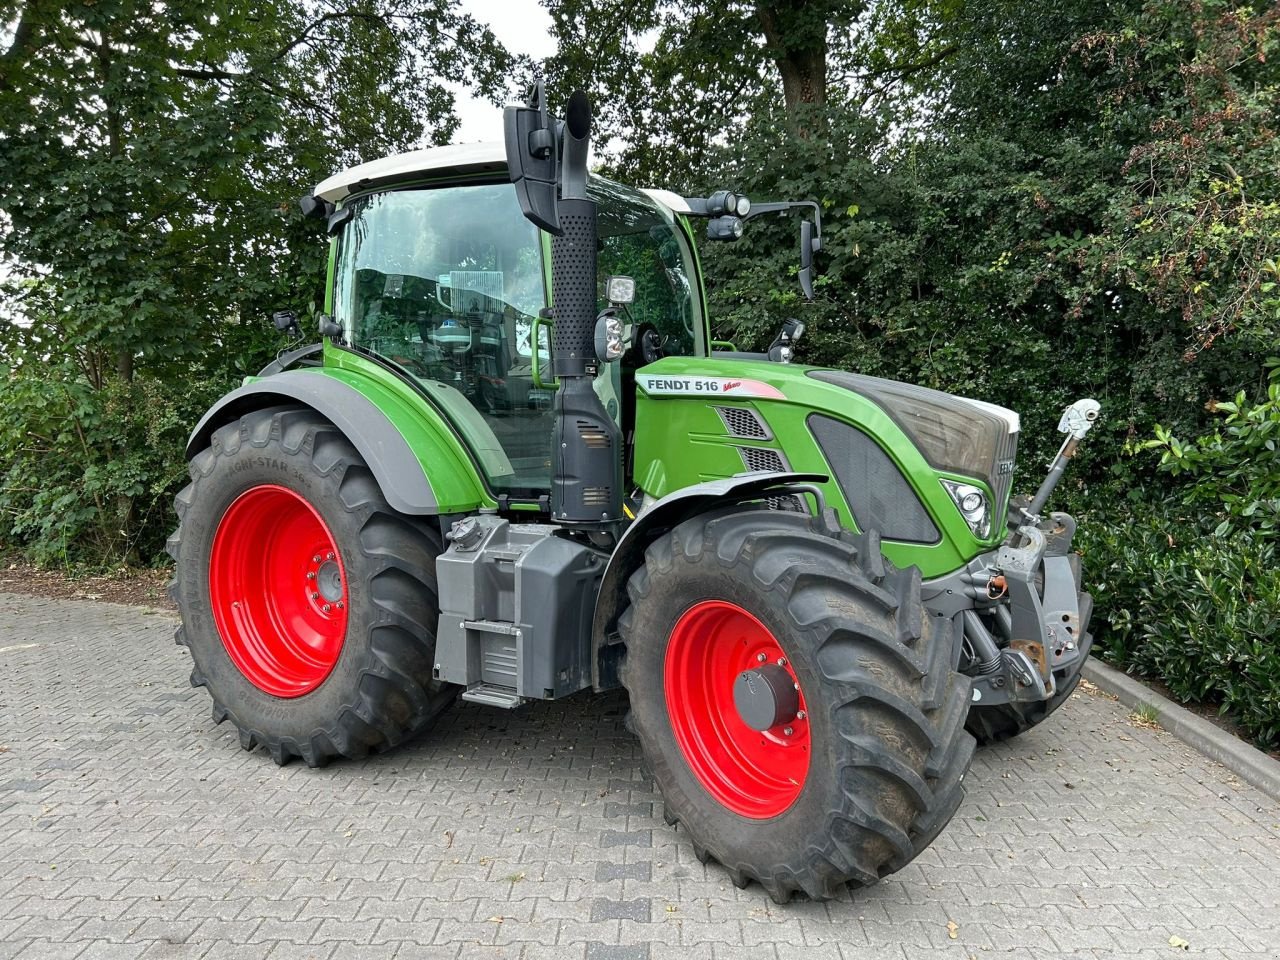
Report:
806,369,1019,510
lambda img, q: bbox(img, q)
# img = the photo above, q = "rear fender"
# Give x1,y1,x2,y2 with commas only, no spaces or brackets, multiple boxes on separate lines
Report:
186,370,490,515
590,471,826,690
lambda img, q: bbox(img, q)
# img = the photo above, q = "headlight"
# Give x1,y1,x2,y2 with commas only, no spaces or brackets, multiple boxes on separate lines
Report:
706,216,744,241
941,479,990,539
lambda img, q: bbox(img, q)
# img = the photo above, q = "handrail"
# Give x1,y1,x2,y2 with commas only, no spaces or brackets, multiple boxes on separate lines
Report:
531,313,559,390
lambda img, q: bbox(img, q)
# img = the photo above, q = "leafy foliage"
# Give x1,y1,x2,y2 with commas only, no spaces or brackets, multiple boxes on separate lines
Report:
1082,512,1280,750
1137,360,1280,537
0,362,224,566
0,0,523,564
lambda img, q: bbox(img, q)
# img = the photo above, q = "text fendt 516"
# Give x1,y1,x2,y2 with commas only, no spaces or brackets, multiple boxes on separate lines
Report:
169,88,1100,903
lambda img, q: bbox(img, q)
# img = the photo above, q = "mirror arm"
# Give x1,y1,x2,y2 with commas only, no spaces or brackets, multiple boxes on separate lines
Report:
743,200,821,240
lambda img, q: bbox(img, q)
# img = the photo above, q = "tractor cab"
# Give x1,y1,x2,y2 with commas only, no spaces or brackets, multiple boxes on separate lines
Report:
314,144,703,500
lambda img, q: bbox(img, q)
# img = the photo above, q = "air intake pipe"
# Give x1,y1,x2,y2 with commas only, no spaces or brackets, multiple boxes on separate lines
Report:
545,93,622,526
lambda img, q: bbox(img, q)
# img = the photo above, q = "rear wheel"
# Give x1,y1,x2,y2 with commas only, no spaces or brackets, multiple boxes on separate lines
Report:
619,510,975,903
168,407,456,766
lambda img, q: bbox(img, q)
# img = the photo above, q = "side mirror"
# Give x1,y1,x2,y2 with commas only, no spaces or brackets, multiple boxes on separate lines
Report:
799,219,820,300
272,310,300,336
503,81,561,235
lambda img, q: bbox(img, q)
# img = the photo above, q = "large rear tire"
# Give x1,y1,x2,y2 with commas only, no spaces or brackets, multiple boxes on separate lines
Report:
168,407,456,767
619,510,975,903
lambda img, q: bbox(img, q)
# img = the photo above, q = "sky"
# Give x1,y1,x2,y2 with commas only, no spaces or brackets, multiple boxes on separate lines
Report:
451,0,559,143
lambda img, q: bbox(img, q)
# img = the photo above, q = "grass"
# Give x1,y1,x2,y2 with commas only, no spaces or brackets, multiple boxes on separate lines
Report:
1129,702,1161,729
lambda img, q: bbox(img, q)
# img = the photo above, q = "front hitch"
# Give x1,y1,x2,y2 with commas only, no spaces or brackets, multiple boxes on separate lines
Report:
966,398,1100,706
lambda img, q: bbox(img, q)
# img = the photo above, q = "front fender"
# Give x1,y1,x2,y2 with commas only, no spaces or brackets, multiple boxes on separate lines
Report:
589,471,827,690
187,369,490,516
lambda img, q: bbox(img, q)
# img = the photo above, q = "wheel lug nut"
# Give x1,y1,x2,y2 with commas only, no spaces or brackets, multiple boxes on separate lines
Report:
306,571,316,580
796,710,806,720
326,552,335,561
311,591,320,600
322,604,332,613
776,657,787,667
336,601,344,610
783,726,794,736
312,555,321,563
756,653,767,663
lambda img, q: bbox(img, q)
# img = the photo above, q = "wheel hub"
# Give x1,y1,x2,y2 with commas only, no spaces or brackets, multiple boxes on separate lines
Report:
315,559,343,603
733,664,800,732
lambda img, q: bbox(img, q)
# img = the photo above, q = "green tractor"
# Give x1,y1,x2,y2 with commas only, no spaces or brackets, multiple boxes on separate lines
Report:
169,88,1100,902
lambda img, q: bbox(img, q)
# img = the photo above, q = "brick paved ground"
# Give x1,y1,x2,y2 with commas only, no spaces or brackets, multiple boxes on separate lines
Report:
2,593,1278,960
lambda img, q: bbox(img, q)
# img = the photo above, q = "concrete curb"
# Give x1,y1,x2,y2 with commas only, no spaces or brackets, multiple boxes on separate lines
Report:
1082,656,1280,802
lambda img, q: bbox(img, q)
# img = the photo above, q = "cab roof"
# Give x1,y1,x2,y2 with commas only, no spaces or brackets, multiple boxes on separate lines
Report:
312,142,692,217
313,142,508,203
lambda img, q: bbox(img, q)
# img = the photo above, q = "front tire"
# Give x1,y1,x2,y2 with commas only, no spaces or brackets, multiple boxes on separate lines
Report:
168,407,456,767
619,510,975,903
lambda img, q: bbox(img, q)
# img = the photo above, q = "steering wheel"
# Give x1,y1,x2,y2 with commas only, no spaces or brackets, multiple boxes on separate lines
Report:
387,353,434,377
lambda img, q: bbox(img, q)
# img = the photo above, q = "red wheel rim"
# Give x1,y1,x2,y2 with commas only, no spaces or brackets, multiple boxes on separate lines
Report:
209,484,348,698
664,600,810,819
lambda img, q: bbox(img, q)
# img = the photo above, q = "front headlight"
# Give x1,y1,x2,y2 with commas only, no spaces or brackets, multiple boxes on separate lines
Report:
941,479,990,539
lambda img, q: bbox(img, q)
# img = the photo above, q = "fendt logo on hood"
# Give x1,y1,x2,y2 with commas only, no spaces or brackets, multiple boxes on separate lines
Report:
637,375,786,400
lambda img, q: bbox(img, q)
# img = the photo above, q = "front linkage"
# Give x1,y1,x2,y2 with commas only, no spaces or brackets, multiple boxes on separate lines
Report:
925,399,1101,740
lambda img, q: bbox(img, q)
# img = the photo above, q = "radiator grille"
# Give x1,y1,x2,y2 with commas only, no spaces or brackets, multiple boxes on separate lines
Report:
738,446,788,473
993,429,1019,517
716,406,771,440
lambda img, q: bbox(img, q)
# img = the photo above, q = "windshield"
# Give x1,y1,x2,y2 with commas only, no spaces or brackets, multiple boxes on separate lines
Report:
331,176,702,498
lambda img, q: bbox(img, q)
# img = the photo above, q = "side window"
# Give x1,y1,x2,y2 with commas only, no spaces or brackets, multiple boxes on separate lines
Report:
594,182,699,358
333,183,555,497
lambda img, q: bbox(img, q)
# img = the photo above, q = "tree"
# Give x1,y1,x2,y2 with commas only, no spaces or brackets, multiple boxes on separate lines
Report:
0,0,523,562
542,0,891,184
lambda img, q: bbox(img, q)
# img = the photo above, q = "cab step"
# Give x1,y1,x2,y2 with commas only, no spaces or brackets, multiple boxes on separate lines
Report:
460,684,525,709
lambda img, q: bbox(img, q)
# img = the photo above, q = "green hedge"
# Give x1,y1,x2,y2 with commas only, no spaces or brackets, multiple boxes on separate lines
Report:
0,365,224,568
1080,362,1280,751
1082,517,1280,750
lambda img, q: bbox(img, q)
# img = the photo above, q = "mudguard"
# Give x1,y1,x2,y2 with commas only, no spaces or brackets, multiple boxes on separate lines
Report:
590,471,827,690
187,370,487,516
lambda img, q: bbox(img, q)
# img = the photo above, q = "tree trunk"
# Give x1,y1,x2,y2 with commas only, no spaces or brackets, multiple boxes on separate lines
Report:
755,1,831,120
99,36,133,384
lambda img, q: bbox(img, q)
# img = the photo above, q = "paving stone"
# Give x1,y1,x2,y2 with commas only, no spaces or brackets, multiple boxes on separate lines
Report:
589,899,651,923
596,863,651,883
1,594,1278,960
585,945,650,960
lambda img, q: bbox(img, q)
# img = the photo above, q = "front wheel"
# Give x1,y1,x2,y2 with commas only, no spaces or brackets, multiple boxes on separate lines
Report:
168,407,456,767
619,510,975,903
